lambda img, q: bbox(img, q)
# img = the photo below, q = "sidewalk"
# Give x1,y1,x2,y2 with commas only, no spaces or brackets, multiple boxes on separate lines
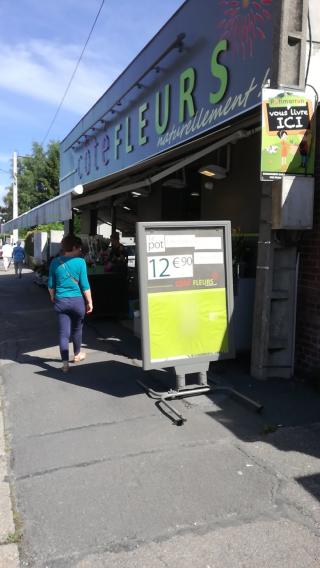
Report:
0,266,320,567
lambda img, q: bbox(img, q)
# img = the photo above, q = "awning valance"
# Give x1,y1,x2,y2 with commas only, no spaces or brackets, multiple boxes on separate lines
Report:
1,186,83,233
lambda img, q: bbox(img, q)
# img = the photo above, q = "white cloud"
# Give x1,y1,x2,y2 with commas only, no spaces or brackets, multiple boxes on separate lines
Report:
0,39,118,114
0,99,36,125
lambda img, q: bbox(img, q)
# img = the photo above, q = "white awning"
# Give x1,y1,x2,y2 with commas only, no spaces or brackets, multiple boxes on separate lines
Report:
1,185,83,233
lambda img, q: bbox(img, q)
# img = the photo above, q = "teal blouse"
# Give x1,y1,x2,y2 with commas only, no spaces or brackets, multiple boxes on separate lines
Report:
48,256,90,299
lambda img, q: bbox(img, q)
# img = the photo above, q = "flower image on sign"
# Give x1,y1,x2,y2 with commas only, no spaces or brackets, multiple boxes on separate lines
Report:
260,88,316,181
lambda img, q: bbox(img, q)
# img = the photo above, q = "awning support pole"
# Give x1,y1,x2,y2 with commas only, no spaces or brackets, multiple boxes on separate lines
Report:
89,209,98,236
111,198,117,234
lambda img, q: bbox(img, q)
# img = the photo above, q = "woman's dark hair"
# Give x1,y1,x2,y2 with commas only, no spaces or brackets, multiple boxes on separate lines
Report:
61,234,82,253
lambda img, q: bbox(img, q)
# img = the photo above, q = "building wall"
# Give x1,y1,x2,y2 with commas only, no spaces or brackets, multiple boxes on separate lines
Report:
295,106,320,375
201,134,261,233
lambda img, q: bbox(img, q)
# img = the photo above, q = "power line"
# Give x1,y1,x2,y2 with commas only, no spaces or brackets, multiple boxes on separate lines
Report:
41,0,105,147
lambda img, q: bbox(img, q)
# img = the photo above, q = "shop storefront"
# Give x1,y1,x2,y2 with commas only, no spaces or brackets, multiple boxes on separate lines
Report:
58,0,276,357
4,0,319,379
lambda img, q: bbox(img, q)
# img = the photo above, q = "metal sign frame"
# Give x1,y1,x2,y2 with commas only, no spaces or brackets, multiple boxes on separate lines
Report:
137,220,235,371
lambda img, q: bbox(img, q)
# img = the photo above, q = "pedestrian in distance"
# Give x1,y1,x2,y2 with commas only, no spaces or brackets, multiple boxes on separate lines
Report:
2,241,13,271
48,234,93,373
12,240,25,278
104,231,128,274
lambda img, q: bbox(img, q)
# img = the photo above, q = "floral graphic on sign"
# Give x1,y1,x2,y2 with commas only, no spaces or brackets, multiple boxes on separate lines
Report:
219,0,273,58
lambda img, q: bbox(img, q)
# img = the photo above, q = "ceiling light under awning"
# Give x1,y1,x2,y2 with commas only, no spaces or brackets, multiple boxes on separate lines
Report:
198,165,227,179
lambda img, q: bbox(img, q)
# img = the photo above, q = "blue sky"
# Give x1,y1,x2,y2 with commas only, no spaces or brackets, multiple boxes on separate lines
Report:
0,0,183,205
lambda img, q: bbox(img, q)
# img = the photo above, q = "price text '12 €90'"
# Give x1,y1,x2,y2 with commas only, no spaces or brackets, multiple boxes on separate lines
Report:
147,255,193,280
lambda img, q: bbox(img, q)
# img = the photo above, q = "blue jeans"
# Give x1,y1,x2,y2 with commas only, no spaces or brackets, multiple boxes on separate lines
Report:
54,297,85,361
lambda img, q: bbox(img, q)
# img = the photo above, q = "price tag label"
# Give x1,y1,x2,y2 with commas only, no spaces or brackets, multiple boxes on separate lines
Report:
148,255,193,280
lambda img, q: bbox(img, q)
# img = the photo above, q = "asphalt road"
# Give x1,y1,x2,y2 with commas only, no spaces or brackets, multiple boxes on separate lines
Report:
1,266,320,567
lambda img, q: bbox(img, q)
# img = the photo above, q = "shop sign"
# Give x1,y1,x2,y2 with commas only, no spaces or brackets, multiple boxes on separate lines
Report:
61,0,276,192
137,221,234,370
260,87,316,181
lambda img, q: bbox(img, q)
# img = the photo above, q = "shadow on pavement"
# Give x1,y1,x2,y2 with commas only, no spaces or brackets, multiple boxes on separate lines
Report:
20,355,144,398
200,354,320,475
297,473,320,502
208,353,320,431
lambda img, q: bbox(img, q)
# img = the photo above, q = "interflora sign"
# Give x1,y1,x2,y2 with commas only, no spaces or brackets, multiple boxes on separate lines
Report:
137,221,234,370
61,0,276,192
261,87,316,181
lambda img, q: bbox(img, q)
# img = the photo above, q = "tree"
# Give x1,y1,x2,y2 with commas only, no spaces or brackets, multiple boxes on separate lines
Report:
2,141,60,218
0,205,10,224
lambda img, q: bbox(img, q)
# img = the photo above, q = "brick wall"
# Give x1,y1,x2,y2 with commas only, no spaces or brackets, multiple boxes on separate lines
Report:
295,105,320,375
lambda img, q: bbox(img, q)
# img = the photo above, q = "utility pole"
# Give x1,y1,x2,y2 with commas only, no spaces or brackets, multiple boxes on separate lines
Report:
251,0,309,379
12,151,18,243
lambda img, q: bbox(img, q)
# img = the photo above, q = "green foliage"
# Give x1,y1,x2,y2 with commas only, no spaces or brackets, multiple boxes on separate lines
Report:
32,222,63,232
5,531,21,545
3,141,60,219
24,232,34,256
19,222,64,239
73,212,81,235
0,205,9,224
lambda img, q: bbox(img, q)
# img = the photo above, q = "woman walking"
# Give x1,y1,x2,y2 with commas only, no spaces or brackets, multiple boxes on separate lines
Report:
48,234,93,372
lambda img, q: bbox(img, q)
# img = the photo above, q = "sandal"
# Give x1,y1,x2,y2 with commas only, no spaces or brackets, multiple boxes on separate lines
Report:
73,352,86,363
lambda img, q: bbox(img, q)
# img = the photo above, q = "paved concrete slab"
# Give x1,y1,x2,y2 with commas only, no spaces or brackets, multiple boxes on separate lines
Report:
73,519,320,568
242,424,320,478
16,442,277,564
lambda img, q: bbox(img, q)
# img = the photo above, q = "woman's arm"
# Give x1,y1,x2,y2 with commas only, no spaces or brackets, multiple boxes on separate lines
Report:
48,288,55,303
47,259,56,302
83,289,93,313
79,259,93,313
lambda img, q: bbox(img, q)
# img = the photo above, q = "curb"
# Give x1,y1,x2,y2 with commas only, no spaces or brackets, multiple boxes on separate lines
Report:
0,380,20,567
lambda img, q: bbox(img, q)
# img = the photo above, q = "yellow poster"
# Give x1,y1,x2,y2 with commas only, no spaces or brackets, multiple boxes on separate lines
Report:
148,288,228,361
